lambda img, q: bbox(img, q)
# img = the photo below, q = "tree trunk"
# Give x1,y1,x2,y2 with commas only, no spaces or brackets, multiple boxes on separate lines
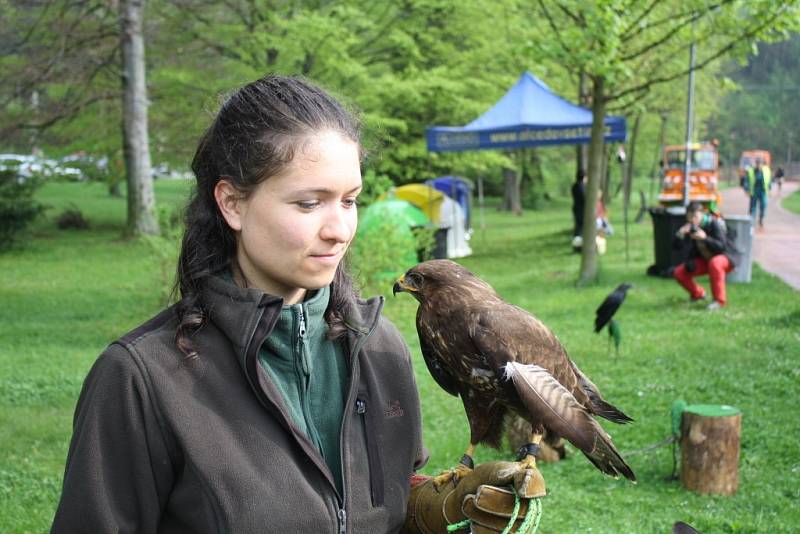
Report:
120,0,158,236
680,409,741,495
575,71,588,179
650,114,668,203
500,166,522,215
623,113,641,262
578,77,607,285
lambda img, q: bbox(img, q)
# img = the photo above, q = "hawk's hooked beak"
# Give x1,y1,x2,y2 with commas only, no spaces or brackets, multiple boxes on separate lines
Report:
393,275,417,296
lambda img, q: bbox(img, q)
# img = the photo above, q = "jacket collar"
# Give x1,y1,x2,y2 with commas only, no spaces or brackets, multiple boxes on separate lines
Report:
201,277,384,366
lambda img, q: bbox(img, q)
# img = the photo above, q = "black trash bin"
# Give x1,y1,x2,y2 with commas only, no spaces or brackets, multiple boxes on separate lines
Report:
647,206,689,277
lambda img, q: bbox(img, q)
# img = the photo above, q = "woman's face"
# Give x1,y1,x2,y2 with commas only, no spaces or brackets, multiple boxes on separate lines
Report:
687,210,703,226
218,131,362,304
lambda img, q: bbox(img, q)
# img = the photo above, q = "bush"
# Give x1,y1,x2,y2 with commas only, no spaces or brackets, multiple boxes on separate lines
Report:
359,169,394,209
0,169,44,250
55,207,90,230
141,205,184,304
348,215,419,296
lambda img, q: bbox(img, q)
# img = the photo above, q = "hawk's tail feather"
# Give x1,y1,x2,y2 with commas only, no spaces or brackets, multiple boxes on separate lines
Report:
591,398,634,425
569,360,634,424
583,434,636,482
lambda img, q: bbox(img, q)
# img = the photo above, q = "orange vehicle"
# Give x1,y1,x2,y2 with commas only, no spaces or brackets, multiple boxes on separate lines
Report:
658,142,721,207
738,150,772,182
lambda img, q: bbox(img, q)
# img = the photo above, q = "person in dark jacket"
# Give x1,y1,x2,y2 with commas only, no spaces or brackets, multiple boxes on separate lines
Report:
673,202,736,311
52,75,537,534
571,169,586,242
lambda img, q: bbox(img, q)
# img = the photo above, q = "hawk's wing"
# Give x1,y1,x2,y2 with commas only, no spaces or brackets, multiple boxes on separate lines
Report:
470,309,598,451
417,318,460,397
471,307,635,480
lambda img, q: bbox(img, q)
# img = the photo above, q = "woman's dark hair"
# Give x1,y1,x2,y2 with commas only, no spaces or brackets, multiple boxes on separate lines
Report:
175,75,362,356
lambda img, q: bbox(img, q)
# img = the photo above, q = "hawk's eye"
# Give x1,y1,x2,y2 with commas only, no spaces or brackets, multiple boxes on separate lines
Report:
407,272,423,286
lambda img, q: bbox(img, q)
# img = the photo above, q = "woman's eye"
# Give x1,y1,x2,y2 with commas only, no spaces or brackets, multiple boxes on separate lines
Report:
342,197,359,208
296,200,320,210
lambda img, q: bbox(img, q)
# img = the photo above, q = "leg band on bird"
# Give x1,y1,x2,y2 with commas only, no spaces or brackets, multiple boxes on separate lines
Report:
517,443,541,461
459,454,475,469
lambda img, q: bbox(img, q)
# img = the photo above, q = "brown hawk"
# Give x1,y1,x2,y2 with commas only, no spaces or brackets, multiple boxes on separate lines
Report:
393,260,635,487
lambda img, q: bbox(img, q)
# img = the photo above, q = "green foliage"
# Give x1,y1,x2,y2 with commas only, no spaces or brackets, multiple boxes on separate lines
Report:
347,212,418,296
411,225,437,261
357,169,394,209
141,204,184,305
0,170,44,250
708,34,800,161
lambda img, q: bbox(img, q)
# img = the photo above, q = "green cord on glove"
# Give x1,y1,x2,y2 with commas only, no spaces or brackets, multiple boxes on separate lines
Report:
446,491,542,534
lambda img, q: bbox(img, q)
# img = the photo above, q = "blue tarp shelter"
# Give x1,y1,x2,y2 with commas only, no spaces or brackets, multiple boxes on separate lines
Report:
426,72,626,153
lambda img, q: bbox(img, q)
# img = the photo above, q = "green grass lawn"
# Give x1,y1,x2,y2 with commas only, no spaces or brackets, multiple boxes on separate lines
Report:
2,181,799,533
782,186,800,215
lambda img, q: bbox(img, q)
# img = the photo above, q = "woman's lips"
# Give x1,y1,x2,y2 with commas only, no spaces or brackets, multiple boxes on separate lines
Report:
309,249,344,264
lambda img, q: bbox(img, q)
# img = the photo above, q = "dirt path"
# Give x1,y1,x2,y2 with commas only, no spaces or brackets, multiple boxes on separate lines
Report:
721,180,800,289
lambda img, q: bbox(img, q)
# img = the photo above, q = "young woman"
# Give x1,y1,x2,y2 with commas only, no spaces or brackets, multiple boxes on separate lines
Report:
52,75,536,534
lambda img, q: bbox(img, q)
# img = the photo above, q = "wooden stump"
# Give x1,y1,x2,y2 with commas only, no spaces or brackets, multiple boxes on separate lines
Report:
506,416,565,463
679,404,741,495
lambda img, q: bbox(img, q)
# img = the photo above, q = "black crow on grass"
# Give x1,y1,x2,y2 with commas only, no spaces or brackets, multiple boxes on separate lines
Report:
595,283,633,354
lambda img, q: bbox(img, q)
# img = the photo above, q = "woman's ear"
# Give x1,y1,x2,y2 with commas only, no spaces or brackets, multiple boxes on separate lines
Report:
214,179,244,231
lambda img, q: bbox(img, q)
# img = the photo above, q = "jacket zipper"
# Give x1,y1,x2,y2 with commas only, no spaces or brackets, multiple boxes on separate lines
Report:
356,397,385,506
297,305,307,373
246,299,346,531
336,301,382,533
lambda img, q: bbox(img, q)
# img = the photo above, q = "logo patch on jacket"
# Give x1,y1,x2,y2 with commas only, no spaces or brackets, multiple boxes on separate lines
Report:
384,400,404,418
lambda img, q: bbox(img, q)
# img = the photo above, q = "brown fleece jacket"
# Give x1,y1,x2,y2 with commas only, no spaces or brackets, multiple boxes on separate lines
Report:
52,277,427,533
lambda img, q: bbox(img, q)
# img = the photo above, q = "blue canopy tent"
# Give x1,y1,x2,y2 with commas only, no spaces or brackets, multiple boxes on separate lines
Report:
426,71,626,152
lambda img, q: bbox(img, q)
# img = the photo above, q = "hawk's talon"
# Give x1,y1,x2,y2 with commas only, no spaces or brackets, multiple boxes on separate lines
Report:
432,463,473,490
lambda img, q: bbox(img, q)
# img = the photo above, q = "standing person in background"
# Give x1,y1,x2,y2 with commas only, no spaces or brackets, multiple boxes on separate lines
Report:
673,202,736,311
51,74,538,534
774,166,785,195
571,169,586,251
745,159,771,228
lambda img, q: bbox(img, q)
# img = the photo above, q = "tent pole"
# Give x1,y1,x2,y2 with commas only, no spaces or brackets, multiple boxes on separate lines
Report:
478,176,486,243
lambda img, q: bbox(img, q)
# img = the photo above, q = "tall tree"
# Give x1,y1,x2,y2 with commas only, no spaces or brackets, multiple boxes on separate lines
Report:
529,0,800,285
119,0,158,235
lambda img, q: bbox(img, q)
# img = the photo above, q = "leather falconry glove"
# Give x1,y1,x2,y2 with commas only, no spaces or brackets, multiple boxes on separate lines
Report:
402,461,543,534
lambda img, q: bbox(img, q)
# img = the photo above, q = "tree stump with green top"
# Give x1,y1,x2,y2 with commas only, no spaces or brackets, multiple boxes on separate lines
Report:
679,404,741,495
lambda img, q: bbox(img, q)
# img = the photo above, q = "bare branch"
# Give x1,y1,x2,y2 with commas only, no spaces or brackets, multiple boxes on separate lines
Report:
553,1,581,24
621,1,730,44
609,6,789,102
535,0,575,65
620,8,712,62
619,0,660,42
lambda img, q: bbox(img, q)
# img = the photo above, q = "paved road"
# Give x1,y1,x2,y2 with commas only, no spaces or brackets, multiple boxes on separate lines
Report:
721,180,800,289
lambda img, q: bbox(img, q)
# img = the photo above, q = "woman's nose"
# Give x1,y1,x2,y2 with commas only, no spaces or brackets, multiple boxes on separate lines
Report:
320,205,355,242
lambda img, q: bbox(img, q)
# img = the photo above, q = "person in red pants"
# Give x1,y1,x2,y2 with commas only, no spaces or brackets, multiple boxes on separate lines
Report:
673,202,736,311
